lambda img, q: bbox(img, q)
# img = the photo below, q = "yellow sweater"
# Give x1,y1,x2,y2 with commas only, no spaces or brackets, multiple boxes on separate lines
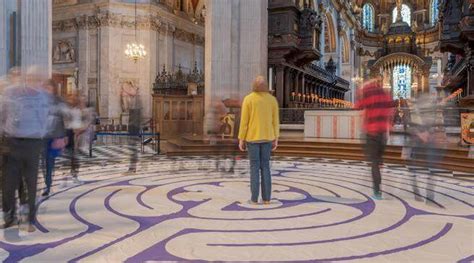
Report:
238,92,280,142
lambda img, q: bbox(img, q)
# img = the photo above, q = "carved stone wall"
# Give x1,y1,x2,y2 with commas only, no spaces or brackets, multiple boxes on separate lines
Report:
52,2,204,119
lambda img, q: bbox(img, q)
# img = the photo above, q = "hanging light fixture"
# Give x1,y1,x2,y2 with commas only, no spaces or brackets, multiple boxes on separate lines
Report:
125,0,147,62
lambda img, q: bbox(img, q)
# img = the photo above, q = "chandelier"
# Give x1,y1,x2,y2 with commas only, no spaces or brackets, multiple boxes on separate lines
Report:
125,43,146,62
125,0,146,62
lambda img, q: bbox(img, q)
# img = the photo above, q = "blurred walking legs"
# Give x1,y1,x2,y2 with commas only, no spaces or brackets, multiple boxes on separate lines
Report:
364,133,387,198
127,135,139,173
3,138,42,229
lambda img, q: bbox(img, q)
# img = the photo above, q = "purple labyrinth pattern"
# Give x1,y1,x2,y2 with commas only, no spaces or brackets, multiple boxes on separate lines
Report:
0,156,473,262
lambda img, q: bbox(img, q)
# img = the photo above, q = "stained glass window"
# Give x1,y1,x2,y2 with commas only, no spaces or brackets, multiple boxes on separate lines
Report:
392,4,411,26
392,65,412,99
430,0,439,25
362,4,374,32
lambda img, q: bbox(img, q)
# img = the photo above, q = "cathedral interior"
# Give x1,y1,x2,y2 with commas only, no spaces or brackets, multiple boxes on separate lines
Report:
0,0,473,262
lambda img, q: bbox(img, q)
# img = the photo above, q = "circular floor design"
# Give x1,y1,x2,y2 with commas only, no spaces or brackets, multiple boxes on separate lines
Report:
0,155,473,262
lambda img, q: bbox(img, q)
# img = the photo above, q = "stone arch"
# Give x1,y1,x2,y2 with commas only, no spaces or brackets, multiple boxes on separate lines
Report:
324,12,337,53
371,52,427,73
341,33,350,64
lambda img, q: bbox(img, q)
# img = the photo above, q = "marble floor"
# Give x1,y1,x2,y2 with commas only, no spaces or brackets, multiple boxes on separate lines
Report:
0,148,473,262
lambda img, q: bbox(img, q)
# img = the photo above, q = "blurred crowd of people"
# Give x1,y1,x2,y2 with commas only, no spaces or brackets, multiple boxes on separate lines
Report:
0,67,456,232
356,76,449,201
0,67,95,232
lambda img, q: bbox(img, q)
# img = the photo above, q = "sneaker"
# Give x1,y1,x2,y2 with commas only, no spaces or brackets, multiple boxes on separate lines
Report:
123,168,137,175
371,192,383,200
2,217,18,229
263,200,271,205
71,176,82,185
42,188,50,197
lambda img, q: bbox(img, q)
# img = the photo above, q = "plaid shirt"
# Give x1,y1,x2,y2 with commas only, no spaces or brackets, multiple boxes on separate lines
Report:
354,81,395,135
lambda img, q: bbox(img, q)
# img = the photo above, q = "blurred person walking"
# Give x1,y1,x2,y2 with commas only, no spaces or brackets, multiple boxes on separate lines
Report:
63,93,84,184
42,79,68,196
0,67,53,231
204,98,227,172
238,76,280,205
355,77,395,200
407,93,447,202
75,96,96,155
126,97,142,174
0,68,29,223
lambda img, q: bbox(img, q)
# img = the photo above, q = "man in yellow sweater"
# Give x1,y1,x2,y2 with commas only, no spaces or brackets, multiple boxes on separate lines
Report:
238,76,280,205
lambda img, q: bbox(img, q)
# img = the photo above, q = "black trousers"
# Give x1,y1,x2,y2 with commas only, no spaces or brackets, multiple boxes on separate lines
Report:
1,148,28,211
364,133,387,193
3,138,43,223
128,136,139,170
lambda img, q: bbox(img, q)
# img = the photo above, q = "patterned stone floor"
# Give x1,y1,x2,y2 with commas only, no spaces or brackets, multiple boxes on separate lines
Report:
0,149,473,262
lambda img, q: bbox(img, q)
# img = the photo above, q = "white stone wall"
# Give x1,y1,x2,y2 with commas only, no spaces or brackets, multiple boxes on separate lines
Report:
204,0,268,135
21,0,52,78
204,0,268,102
0,2,6,76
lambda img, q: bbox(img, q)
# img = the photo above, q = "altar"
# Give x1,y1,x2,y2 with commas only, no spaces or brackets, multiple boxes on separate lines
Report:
304,110,363,139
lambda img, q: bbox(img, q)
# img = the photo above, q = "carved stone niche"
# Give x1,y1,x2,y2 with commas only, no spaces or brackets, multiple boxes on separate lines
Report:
52,39,76,64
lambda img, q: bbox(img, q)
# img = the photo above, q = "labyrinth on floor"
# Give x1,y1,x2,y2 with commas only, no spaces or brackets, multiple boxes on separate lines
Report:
0,152,473,262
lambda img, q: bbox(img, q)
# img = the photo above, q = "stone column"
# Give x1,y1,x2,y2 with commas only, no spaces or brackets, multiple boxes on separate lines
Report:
76,16,90,97
98,25,110,117
204,0,268,115
0,2,6,76
163,25,175,70
295,72,301,95
284,68,291,108
20,0,52,77
275,65,285,107
421,69,430,94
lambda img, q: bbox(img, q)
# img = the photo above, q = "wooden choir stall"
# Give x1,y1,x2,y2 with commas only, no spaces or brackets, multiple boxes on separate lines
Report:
152,64,204,140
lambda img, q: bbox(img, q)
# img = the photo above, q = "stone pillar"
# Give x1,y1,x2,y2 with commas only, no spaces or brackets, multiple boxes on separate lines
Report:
20,0,52,77
275,65,285,107
163,25,175,70
421,70,430,94
295,72,301,94
98,25,111,117
204,0,268,115
76,16,90,96
284,68,291,108
0,2,6,76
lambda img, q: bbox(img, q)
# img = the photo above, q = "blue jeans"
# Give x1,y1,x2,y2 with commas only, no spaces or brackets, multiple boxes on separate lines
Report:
45,152,56,190
44,139,61,191
247,142,272,202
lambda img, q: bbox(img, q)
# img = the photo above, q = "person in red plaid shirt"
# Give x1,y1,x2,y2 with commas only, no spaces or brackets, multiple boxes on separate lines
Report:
355,76,395,200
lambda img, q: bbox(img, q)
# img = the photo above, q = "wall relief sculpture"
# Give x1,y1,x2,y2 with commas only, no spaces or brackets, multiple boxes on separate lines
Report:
120,80,139,113
52,39,76,64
